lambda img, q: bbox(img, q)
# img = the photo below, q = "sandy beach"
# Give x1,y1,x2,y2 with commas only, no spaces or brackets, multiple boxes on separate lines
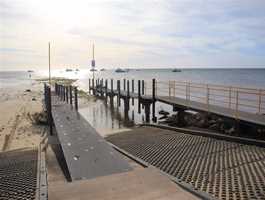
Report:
0,81,46,152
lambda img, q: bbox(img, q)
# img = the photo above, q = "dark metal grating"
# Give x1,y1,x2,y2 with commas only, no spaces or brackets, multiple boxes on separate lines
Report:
107,127,265,200
0,148,38,200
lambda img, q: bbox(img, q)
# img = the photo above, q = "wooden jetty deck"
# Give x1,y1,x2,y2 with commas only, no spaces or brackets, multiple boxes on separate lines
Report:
88,78,265,127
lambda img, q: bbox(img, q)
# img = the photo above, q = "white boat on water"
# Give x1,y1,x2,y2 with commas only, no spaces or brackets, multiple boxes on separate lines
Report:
172,68,181,72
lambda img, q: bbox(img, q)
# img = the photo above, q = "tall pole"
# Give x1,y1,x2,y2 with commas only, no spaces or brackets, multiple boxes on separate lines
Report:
92,44,95,80
48,42,51,86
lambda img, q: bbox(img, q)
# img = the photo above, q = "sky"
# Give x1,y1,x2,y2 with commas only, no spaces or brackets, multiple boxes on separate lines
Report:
1,0,265,70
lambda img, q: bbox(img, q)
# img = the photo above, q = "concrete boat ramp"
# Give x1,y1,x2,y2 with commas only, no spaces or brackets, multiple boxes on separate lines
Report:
46,87,199,200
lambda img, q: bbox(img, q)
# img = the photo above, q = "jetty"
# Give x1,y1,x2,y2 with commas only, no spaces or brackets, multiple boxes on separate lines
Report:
88,78,265,127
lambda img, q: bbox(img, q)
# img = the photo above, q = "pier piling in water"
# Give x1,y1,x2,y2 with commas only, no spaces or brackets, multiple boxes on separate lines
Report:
152,79,157,122
117,80,121,107
70,85,73,105
138,80,141,114
132,79,135,106
74,87,78,110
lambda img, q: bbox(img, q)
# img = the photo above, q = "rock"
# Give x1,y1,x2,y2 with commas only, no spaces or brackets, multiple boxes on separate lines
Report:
158,110,170,116
25,89,31,92
32,97,36,101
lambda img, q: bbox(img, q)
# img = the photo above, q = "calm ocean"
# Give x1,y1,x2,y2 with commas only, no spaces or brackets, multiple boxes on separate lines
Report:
1,68,265,89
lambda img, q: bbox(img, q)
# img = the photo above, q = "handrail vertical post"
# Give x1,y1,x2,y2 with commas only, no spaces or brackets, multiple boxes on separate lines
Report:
169,81,171,97
229,86,232,109
74,87,78,110
258,89,262,114
236,90,239,117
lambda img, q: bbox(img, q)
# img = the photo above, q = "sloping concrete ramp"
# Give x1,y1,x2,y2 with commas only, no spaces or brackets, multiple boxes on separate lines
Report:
49,167,198,200
51,96,132,181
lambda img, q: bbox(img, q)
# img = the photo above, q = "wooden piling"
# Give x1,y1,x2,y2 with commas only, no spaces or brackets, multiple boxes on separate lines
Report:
123,79,126,91
63,86,66,101
92,79,95,95
138,80,141,114
117,80,121,107
74,87,78,110
66,86,69,103
132,79,135,105
142,80,145,95
70,85,73,105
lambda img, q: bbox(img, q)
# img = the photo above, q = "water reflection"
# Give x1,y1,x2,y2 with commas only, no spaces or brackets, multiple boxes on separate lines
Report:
79,95,173,137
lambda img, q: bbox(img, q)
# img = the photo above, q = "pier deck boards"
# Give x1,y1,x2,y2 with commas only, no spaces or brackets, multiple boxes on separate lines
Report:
51,95,132,181
157,96,265,126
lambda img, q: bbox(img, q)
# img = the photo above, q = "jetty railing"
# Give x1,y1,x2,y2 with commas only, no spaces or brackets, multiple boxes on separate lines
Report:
151,80,265,114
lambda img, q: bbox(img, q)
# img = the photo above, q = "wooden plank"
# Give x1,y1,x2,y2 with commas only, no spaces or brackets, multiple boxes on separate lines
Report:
51,96,132,181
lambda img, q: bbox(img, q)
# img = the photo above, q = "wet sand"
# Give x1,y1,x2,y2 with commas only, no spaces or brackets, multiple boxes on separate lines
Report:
0,82,45,152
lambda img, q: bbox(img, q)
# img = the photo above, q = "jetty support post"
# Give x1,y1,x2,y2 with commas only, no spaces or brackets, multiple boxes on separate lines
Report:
126,80,130,111
110,79,114,107
105,79,108,101
74,87,78,110
152,78,157,122
132,79,135,105
92,78,95,95
89,79,91,94
138,80,141,114
69,85,73,105
117,80,121,107
142,80,145,109
66,86,69,103
123,79,126,91
63,85,66,101
101,78,104,97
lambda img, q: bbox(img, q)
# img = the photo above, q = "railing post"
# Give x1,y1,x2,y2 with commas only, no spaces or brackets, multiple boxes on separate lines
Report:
74,87,78,110
258,89,262,114
169,81,171,97
69,85,73,105
206,84,210,111
152,78,157,122
235,90,239,118
132,79,135,105
172,81,176,97
229,86,232,109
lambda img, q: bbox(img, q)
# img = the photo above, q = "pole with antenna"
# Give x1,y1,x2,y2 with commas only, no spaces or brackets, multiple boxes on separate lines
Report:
48,42,51,86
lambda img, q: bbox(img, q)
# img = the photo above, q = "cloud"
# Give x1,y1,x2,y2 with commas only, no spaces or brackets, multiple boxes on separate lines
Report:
1,0,265,69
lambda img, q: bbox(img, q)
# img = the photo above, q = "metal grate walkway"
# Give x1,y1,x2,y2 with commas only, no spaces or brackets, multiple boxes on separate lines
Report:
106,127,265,200
0,148,38,200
